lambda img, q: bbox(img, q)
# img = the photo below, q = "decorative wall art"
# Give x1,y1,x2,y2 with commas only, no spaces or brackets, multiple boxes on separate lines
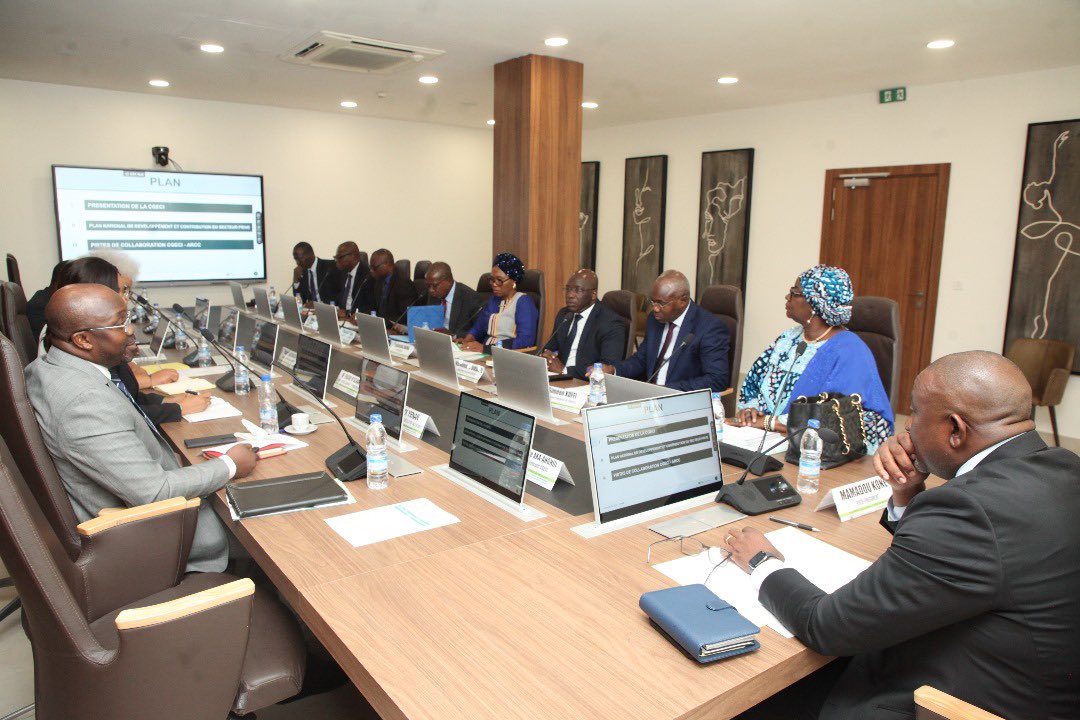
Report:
579,162,600,270
621,155,667,294
1004,119,1080,371
696,148,754,295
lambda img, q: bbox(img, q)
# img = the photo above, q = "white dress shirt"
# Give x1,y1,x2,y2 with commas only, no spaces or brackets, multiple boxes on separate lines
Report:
442,282,458,328
564,302,595,368
308,266,321,302
656,304,689,386
342,265,360,311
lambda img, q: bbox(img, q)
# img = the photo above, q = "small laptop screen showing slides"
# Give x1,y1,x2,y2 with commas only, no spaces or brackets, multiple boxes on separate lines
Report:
193,297,211,331
294,334,332,398
251,319,279,370
449,393,536,505
354,358,409,440
217,307,239,350
583,389,723,525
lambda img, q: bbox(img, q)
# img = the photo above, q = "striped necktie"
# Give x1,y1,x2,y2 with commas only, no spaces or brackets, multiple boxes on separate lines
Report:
109,370,167,443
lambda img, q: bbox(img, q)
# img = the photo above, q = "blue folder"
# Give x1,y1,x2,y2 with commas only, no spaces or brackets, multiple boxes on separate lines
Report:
639,584,760,663
406,304,446,342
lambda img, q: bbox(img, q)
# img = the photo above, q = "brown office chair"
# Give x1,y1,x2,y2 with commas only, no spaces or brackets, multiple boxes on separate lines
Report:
915,686,1004,720
848,296,902,409
698,285,744,414
6,253,20,287
0,456,306,720
1006,337,1074,447
395,258,411,282
0,282,36,366
601,290,642,359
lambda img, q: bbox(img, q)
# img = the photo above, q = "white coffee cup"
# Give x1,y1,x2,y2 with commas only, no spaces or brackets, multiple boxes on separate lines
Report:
291,412,312,431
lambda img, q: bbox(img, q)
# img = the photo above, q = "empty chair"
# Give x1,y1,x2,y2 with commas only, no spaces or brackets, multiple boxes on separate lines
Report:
395,258,411,282
1006,337,1074,446
1,282,37,366
915,686,1004,720
847,296,902,409
601,289,642,359
519,269,545,344
698,285,744,414
6,254,20,286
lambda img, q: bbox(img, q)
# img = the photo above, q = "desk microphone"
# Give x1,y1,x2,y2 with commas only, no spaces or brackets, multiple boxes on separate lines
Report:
132,293,178,349
391,290,430,327
715,425,838,515
450,303,485,339
535,313,572,356
342,273,372,319
645,333,695,384
270,359,367,481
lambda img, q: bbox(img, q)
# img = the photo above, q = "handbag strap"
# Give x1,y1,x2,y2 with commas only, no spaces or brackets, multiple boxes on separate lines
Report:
830,393,864,455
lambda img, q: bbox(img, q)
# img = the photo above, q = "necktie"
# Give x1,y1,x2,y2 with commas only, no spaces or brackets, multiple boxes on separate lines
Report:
341,274,353,310
442,298,449,327
653,323,676,383
110,370,167,443
309,268,319,301
565,313,582,349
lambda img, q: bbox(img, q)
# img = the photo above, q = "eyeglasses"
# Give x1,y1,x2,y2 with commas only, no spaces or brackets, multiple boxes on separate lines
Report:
786,287,804,298
649,295,686,309
60,321,134,343
333,251,357,261
646,535,731,585
490,276,512,287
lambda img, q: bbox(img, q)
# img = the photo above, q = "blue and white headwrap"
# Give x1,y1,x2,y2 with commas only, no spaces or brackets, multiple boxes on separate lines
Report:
798,265,853,327
493,252,526,283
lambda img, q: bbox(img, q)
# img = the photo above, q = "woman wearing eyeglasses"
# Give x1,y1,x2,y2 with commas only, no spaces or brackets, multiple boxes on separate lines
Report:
732,264,893,452
459,252,539,352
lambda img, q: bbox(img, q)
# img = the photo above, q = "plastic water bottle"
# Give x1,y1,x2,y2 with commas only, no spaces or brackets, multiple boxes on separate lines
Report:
234,346,250,396
258,374,278,432
268,286,279,313
797,418,823,494
174,319,190,351
589,362,607,404
711,392,725,444
366,413,389,490
196,336,212,367
146,303,161,332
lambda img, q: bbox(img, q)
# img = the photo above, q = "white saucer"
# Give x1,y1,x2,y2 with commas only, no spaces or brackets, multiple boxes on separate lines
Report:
284,424,316,436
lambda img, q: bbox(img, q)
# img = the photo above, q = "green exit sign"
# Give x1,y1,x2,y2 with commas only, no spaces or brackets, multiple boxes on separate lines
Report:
879,87,907,104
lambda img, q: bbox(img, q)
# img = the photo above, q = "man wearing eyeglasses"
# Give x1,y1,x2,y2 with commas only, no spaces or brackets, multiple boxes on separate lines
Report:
25,284,258,574
598,270,729,392
356,248,420,332
423,262,483,338
332,241,371,318
542,269,628,379
292,241,343,307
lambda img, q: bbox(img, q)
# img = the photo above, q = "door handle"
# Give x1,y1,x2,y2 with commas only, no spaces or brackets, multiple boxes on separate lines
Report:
910,291,926,297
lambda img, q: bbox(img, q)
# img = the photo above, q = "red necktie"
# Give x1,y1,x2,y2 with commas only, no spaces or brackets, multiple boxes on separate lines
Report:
653,323,676,383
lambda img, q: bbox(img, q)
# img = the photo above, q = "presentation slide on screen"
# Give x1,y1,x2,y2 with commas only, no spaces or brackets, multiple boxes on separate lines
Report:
53,166,266,283
452,396,534,497
588,393,721,515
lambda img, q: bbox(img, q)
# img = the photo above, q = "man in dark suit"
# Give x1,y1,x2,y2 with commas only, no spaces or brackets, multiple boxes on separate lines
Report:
332,241,371,318
601,270,729,392
356,248,420,332
725,350,1080,720
424,261,483,338
542,269,627,379
291,241,343,306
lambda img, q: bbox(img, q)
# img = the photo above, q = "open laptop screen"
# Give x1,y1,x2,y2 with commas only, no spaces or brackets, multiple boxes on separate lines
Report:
294,334,332,398
449,393,536,505
354,358,409,440
218,307,239,351
582,389,723,525
193,297,211,332
250,319,279,370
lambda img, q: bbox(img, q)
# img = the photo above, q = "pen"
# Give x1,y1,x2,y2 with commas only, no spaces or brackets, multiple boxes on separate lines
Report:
185,389,201,395
769,516,820,532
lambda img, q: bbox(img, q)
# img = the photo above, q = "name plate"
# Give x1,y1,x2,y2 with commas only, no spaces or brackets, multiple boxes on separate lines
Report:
454,358,485,383
278,347,297,370
548,385,589,413
390,340,415,358
815,476,892,521
303,314,319,331
339,327,357,345
333,369,361,398
525,449,575,490
401,406,441,439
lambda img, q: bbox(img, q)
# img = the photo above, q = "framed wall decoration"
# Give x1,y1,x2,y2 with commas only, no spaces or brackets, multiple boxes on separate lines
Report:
696,148,754,295
621,155,667,294
1004,119,1080,372
579,161,600,270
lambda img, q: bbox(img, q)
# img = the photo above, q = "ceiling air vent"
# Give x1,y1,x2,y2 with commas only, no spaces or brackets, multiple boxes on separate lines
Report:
282,31,444,74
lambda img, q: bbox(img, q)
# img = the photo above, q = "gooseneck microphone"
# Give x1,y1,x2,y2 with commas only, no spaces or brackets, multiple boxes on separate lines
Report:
645,333,696,384
194,327,240,393
450,303,485,339
534,312,572,356
391,291,430,327
270,359,368,481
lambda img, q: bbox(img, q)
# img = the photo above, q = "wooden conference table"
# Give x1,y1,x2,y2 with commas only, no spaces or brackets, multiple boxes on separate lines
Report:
160,319,898,720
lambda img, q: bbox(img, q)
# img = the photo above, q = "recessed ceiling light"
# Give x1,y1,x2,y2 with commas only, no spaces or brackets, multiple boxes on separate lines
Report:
926,39,955,49
200,43,224,54
545,37,569,47
486,119,496,126
148,79,170,88
717,76,739,85
581,101,599,109
419,75,439,85
340,101,358,108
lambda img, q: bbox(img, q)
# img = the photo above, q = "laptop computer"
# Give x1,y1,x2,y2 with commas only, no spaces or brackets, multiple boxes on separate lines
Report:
136,319,173,359
345,358,421,476
252,287,273,319
313,301,346,345
604,374,681,405
490,345,559,423
217,307,239,351
355,312,397,365
413,327,460,391
229,281,247,309
281,293,305,332
193,297,212,332
405,304,445,342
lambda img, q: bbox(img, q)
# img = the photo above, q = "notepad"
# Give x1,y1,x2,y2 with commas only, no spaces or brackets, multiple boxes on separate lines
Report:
155,377,216,395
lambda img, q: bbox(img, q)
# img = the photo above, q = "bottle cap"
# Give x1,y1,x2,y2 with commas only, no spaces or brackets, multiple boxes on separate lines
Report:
235,345,244,352
594,362,602,369
370,413,382,424
712,392,721,399
261,374,271,382
807,418,820,429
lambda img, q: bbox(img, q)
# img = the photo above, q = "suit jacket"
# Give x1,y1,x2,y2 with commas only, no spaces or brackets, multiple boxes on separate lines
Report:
25,347,232,573
611,302,729,392
357,272,421,328
336,268,373,313
296,257,344,305
543,303,628,379
427,282,484,337
759,431,1080,720
114,361,182,425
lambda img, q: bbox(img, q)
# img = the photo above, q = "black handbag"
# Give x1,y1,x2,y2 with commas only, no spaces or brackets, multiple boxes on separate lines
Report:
784,392,867,469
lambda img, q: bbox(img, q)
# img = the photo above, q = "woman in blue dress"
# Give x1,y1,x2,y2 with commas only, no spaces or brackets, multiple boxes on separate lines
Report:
732,265,894,452
460,252,539,351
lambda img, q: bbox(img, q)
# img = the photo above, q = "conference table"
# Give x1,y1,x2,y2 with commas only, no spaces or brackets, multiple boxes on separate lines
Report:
159,315,900,720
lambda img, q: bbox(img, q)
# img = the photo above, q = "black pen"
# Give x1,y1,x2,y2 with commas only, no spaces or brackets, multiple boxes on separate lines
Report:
769,516,820,532
185,390,202,395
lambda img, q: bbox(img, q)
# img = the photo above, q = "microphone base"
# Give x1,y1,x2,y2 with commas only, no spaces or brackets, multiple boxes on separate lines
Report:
716,475,802,516
326,443,368,482
182,349,200,367
275,399,300,431
215,371,236,393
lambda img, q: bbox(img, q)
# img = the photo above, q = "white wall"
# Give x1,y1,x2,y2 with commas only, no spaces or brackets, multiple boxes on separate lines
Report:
583,64,1080,439
0,79,493,310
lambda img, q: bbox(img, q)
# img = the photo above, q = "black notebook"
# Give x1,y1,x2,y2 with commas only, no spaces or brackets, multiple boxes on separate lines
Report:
225,471,348,519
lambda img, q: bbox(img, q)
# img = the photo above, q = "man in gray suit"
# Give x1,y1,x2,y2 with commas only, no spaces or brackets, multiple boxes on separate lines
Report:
25,284,257,572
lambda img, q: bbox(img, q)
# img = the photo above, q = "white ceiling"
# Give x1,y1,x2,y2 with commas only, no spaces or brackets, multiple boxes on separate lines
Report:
1,0,1078,130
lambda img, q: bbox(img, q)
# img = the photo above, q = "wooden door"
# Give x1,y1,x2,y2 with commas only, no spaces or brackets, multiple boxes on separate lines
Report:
820,164,950,414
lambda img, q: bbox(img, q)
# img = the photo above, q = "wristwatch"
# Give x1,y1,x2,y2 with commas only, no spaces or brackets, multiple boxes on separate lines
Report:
747,550,779,572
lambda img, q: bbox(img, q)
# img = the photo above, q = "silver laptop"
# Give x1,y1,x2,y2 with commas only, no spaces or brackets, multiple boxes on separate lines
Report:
605,374,681,405
138,320,173,358
281,293,305,332
490,345,556,422
193,297,212,332
414,327,460,390
229,282,247,309
314,301,344,345
252,287,273,319
355,312,395,365
217,307,239,351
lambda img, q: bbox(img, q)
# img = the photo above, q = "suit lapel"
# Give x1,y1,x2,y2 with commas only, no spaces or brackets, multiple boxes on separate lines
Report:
666,304,699,378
